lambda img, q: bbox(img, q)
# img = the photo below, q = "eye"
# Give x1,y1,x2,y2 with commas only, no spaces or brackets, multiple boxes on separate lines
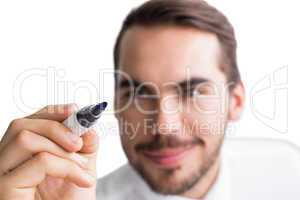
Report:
134,88,148,97
183,83,217,97
119,88,135,99
194,85,216,95
183,88,194,97
120,88,152,100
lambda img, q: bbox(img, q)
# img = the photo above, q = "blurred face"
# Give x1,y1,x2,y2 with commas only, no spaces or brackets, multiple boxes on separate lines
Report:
114,25,239,196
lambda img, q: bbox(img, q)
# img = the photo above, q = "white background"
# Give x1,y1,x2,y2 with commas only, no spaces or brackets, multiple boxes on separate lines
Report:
0,0,298,178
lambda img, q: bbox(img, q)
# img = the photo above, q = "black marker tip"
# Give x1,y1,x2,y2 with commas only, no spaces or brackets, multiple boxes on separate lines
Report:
99,101,108,110
91,101,108,116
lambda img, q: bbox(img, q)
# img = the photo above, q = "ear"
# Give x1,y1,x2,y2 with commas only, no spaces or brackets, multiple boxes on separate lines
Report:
228,81,245,121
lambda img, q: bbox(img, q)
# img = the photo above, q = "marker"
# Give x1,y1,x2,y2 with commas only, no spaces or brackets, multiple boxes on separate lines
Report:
63,102,108,136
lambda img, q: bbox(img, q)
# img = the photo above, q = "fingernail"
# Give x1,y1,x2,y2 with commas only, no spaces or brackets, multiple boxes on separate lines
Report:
68,132,81,144
70,153,89,166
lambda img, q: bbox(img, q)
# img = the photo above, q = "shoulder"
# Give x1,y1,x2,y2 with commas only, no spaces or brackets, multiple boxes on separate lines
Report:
96,164,138,200
96,164,161,200
96,164,131,199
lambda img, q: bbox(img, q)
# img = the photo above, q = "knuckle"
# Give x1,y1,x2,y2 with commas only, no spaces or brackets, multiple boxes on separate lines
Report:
15,130,32,149
35,152,51,164
8,118,23,129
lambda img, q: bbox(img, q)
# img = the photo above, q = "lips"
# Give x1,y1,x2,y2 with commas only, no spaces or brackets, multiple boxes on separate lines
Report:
141,145,195,168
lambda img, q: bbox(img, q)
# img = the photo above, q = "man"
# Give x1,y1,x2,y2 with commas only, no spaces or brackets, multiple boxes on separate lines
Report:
98,0,244,199
1,0,297,200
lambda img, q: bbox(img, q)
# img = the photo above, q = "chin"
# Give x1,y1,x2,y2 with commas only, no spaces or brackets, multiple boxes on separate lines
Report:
144,166,203,195
133,157,204,195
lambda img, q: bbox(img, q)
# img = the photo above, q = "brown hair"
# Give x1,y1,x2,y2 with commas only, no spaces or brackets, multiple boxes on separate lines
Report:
114,0,241,89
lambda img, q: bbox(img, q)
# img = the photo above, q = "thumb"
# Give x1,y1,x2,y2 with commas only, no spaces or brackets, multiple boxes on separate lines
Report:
79,129,99,154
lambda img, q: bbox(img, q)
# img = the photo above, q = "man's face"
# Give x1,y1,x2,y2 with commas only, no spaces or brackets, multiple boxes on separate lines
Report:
114,25,231,195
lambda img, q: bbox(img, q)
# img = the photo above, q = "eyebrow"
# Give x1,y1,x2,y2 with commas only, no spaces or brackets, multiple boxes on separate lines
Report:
116,77,211,92
178,77,210,90
117,79,142,89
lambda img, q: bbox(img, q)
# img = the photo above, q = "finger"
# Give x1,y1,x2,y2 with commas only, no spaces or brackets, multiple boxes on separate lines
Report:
3,152,95,188
0,130,88,176
25,104,78,122
5,118,83,152
79,129,99,154
1,118,83,153
0,104,77,151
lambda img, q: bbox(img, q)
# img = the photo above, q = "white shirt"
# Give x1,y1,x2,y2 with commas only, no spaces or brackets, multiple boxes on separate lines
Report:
96,138,300,200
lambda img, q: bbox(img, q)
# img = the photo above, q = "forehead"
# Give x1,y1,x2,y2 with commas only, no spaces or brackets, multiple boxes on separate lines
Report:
118,25,226,86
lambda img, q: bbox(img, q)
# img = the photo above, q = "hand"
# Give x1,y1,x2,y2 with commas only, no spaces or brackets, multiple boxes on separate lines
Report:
0,104,99,200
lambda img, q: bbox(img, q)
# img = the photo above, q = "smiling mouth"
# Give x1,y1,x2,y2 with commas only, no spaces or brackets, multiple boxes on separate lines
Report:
141,145,196,168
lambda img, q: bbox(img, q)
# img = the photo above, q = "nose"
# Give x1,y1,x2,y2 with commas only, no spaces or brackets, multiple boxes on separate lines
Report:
155,94,183,135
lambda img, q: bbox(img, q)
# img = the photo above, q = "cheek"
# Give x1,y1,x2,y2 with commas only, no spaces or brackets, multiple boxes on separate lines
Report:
120,130,142,164
118,106,145,135
182,107,227,140
183,113,224,160
118,107,153,154
120,124,153,165
184,92,230,117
